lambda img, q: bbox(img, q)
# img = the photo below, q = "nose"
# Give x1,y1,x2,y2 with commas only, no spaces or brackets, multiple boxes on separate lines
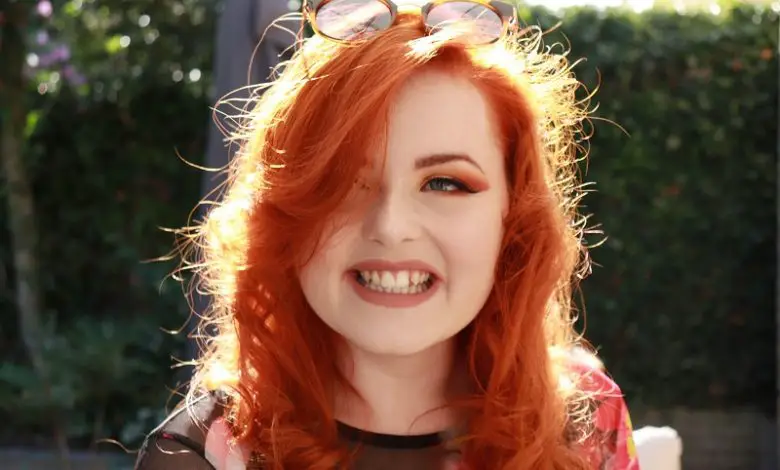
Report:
362,187,422,247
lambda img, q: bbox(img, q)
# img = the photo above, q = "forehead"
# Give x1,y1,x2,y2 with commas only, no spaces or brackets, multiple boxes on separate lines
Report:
383,69,503,169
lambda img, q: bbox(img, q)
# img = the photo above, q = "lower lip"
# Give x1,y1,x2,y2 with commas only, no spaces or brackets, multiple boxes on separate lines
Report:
346,274,440,308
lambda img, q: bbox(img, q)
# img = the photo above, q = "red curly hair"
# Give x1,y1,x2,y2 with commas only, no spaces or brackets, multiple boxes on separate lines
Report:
186,12,598,470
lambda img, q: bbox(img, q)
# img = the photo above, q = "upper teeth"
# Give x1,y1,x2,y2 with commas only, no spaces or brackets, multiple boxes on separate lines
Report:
360,270,431,290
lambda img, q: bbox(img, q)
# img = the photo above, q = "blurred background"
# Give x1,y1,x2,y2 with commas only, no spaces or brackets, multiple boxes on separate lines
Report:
0,0,776,469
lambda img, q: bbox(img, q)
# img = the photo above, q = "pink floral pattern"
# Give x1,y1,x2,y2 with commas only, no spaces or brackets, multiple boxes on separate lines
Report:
571,361,640,470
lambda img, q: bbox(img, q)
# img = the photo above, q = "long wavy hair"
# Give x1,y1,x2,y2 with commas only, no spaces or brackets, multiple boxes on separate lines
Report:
185,11,598,470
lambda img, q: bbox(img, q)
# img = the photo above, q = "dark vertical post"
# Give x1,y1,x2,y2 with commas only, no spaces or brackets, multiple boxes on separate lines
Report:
180,0,296,389
775,16,780,468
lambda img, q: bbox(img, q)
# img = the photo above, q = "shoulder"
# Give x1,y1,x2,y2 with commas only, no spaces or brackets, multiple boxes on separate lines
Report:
154,390,228,442
564,349,641,470
566,348,622,400
135,391,251,470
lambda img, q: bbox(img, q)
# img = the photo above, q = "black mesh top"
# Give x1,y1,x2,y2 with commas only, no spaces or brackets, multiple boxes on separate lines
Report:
133,391,460,470
134,360,640,469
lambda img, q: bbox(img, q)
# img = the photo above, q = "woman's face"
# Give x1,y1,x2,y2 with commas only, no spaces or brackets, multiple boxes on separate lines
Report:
299,69,508,356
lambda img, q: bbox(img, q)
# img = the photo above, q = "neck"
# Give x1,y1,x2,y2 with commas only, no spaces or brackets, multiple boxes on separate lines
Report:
334,339,460,436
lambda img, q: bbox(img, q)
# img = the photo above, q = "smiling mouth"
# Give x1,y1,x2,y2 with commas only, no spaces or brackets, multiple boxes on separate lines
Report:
352,269,437,295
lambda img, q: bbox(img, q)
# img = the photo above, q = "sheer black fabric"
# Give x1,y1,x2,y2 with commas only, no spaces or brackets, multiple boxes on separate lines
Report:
134,392,225,470
134,392,456,470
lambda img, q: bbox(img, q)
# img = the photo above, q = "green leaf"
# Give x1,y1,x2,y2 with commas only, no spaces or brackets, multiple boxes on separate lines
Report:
104,35,123,54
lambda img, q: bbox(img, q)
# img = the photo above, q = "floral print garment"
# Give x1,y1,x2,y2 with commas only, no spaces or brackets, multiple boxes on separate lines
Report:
570,359,640,470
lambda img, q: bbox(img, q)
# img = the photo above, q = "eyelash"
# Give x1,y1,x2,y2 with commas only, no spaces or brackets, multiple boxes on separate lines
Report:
421,176,477,194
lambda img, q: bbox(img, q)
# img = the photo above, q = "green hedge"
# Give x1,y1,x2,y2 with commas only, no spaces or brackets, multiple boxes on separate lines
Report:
0,0,218,447
531,4,777,414
0,1,775,447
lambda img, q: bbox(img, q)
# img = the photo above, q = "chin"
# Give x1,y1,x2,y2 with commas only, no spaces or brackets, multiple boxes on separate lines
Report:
348,335,440,357
348,327,460,358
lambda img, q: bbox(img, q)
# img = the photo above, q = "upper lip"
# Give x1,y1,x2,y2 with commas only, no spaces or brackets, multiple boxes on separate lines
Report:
349,259,442,280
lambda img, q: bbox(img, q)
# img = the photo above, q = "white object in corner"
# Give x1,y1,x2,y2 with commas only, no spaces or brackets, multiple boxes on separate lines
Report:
633,426,683,470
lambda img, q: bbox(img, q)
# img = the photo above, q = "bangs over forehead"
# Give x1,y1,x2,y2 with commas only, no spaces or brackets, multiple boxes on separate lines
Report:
256,22,507,226
217,12,582,278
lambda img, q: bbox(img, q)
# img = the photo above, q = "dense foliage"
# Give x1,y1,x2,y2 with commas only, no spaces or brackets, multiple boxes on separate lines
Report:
0,0,775,449
535,3,777,413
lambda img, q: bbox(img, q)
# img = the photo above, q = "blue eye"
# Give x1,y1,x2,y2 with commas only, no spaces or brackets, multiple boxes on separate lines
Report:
422,177,475,193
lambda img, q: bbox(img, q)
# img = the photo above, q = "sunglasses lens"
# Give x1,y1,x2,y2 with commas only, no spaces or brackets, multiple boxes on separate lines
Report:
315,0,394,41
426,1,503,44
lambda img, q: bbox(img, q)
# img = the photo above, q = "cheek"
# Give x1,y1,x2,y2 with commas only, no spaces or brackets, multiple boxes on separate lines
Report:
298,229,351,327
299,223,356,289
437,196,505,272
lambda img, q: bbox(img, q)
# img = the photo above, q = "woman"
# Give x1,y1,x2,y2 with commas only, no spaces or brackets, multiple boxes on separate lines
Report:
135,1,639,469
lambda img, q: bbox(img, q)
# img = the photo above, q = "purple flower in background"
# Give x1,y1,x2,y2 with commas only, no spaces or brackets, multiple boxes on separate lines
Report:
36,30,49,45
38,51,56,68
53,44,71,61
33,44,71,68
62,65,87,86
37,0,53,18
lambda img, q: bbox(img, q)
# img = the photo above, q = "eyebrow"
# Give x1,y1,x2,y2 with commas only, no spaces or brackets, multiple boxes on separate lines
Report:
414,153,485,174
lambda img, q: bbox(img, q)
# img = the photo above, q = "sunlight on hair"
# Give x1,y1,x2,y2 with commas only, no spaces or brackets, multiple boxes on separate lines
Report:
170,9,611,469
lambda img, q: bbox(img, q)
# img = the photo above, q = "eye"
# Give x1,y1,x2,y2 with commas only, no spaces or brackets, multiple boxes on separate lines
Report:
422,176,476,194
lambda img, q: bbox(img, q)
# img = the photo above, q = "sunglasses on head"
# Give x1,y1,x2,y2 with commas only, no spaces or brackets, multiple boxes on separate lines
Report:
304,0,517,45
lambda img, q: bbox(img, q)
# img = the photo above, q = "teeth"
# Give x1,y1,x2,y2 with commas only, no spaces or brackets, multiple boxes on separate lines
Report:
396,270,409,288
364,283,425,294
356,269,434,294
380,271,394,289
